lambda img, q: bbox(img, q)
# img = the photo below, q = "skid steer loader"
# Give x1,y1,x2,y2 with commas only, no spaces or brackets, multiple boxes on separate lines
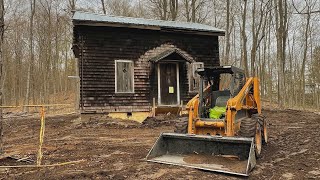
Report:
146,66,267,176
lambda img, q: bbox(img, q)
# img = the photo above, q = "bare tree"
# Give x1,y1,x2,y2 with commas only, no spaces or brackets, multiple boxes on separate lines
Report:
101,0,106,14
1,0,319,116
106,0,134,17
274,0,288,108
169,0,178,20
300,4,311,108
241,0,249,76
149,0,168,20
310,46,320,108
191,0,196,22
0,0,4,154
68,0,76,11
292,0,317,108
224,0,230,65
1,0,76,113
182,0,210,23
24,0,36,112
184,0,191,21
250,0,270,76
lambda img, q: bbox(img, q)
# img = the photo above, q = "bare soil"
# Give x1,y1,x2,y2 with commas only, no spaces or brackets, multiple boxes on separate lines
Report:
0,109,319,180
183,154,247,174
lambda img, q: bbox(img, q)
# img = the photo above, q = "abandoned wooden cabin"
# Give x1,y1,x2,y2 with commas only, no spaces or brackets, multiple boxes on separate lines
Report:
72,11,225,118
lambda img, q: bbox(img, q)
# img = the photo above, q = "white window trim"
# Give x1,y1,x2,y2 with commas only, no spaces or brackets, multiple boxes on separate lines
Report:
189,62,204,92
115,60,135,93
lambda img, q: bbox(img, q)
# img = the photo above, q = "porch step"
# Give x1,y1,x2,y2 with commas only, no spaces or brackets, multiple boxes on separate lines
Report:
155,106,181,115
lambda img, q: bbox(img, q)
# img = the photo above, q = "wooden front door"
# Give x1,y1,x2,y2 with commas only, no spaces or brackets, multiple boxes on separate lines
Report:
159,63,179,105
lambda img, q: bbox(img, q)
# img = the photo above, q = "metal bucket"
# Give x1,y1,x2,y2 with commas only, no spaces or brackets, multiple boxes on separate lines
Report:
146,133,256,176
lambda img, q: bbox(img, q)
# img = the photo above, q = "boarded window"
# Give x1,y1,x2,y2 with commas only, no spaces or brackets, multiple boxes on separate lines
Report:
189,62,204,92
115,60,134,93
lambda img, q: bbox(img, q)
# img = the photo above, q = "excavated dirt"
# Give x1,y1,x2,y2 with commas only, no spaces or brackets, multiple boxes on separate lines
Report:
183,155,247,174
0,109,319,179
141,114,185,128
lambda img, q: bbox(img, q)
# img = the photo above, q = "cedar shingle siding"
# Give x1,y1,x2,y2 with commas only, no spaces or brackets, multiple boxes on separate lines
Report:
73,25,220,113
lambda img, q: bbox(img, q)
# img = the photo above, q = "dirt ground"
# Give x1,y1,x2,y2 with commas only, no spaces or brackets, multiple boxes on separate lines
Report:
0,109,319,180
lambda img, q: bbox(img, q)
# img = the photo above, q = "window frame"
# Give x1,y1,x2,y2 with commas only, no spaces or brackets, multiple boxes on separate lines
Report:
115,60,135,93
189,62,204,92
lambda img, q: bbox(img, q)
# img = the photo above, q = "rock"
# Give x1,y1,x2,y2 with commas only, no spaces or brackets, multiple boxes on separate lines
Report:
282,172,294,179
308,170,320,176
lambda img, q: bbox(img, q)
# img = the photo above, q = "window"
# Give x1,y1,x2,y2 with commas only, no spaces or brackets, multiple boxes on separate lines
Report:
189,62,204,92
220,73,245,96
115,60,134,93
231,73,245,96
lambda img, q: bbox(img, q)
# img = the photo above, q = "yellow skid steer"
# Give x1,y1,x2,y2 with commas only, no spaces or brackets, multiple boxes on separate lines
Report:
146,66,267,176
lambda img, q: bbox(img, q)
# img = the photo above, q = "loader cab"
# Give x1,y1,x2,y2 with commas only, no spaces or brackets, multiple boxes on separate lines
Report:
196,66,246,119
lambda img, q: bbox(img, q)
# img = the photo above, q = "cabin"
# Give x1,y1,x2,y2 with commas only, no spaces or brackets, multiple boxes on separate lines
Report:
72,11,225,120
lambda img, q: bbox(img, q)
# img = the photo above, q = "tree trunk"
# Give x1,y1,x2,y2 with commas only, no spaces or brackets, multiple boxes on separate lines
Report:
191,0,196,22
275,0,287,109
69,0,76,10
301,12,310,109
101,0,107,14
0,0,4,154
224,0,230,65
184,0,190,22
241,0,249,76
24,0,36,112
163,0,168,20
169,0,178,20
250,0,269,77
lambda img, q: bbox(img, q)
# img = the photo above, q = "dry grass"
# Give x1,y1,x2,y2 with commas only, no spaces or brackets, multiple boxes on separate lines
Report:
2,91,76,116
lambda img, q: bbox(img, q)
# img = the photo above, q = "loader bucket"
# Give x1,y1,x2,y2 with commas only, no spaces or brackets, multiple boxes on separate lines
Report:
146,133,256,176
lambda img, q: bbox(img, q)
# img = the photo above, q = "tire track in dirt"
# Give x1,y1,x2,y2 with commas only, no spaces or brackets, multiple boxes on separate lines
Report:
0,109,319,179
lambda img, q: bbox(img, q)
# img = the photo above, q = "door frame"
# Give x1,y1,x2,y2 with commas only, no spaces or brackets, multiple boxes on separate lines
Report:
157,62,180,106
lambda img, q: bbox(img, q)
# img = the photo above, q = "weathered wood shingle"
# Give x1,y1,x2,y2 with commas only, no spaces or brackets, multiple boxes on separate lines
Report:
74,26,220,113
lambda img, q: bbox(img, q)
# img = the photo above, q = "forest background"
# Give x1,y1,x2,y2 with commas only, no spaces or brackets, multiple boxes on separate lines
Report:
1,0,320,111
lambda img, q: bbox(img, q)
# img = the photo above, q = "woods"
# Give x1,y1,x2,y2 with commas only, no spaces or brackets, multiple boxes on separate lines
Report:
1,0,320,110
3,0,76,108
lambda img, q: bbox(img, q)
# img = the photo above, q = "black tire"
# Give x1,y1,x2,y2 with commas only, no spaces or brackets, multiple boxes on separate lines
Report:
252,114,264,126
239,117,256,137
252,114,267,144
239,114,264,158
174,117,188,134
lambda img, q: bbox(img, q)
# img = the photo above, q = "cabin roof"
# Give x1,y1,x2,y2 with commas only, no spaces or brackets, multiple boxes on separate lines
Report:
149,48,194,63
72,11,225,36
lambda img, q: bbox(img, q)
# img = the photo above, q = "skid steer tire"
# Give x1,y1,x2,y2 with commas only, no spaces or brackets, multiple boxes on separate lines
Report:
239,115,263,158
252,114,267,144
174,117,188,134
239,117,256,137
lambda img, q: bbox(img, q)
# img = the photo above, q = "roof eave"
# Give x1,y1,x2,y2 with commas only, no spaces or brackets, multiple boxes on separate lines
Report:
149,49,195,63
73,20,225,36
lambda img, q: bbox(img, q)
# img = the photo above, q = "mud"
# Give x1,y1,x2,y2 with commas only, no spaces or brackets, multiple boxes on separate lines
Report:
183,155,247,174
0,109,319,179
141,114,183,128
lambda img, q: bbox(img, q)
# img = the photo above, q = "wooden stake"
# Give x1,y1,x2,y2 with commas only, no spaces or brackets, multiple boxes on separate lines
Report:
0,159,85,168
37,106,46,166
179,100,183,116
152,97,156,117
